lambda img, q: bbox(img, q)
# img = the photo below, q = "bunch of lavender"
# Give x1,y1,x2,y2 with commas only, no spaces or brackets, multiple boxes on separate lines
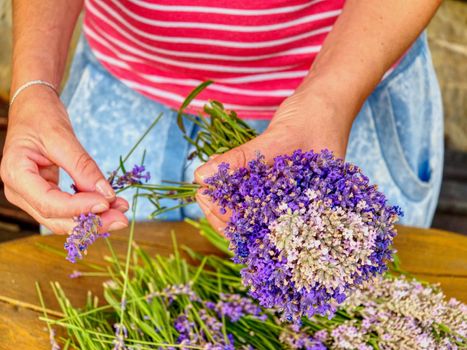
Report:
338,275,467,349
129,83,402,321
289,275,467,349
203,150,401,322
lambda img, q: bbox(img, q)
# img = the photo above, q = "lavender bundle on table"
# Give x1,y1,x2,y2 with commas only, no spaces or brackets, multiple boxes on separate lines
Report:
40,220,466,349
284,275,467,349
338,275,467,349
204,150,402,322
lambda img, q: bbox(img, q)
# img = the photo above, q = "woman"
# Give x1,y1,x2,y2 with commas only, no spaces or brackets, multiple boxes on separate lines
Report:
1,0,443,234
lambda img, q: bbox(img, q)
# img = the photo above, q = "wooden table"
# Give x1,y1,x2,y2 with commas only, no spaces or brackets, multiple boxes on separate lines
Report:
0,223,466,350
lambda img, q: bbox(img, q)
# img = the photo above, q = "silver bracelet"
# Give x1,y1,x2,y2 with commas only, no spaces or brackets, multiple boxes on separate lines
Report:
10,80,58,107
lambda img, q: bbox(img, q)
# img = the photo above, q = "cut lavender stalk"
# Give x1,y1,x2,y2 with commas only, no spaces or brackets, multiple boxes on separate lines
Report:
64,213,109,263
204,150,402,322
279,324,327,350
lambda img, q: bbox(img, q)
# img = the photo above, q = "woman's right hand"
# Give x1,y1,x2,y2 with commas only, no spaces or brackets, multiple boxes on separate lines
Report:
0,86,129,234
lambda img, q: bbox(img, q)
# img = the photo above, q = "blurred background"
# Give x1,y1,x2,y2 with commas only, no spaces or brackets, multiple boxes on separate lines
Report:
0,1,466,241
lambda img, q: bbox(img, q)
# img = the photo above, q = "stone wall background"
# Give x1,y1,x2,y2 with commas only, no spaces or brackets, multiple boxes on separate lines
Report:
428,0,467,151
0,0,12,102
0,0,466,150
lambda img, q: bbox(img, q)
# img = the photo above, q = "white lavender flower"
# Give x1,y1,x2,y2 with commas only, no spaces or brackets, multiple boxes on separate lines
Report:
269,190,379,297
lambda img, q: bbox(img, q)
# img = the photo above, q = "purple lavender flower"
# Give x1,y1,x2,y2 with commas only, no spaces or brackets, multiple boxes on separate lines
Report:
64,213,109,263
204,150,402,322
145,283,200,304
330,324,371,349
313,330,329,343
174,311,235,349
279,327,327,350
68,270,82,279
49,328,61,350
113,323,128,350
109,164,151,190
207,293,264,322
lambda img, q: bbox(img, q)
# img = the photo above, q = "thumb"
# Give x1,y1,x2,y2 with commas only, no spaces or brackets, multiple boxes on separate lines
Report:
51,134,115,200
195,131,282,185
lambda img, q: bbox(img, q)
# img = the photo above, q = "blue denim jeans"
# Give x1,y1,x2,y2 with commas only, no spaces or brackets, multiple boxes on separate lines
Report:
60,33,443,227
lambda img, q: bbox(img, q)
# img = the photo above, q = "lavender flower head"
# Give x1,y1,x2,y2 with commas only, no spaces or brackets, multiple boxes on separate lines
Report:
110,164,151,190
64,213,109,263
279,328,327,350
204,149,402,322
174,311,235,349
206,293,265,322
49,328,61,350
113,323,128,350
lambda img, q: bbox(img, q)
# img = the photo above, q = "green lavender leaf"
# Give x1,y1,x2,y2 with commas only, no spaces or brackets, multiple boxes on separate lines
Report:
177,80,213,133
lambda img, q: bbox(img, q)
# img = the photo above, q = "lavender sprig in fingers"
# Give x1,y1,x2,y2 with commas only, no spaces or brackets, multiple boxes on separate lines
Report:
64,213,109,263
204,149,402,322
63,114,163,263
65,164,151,263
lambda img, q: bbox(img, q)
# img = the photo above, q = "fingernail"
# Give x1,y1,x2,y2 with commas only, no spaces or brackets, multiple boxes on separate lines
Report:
196,161,217,179
91,203,108,213
108,221,128,231
116,204,129,212
96,179,115,199
194,167,206,183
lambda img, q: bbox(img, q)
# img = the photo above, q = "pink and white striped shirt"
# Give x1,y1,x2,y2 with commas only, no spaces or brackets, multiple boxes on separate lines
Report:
84,0,345,119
